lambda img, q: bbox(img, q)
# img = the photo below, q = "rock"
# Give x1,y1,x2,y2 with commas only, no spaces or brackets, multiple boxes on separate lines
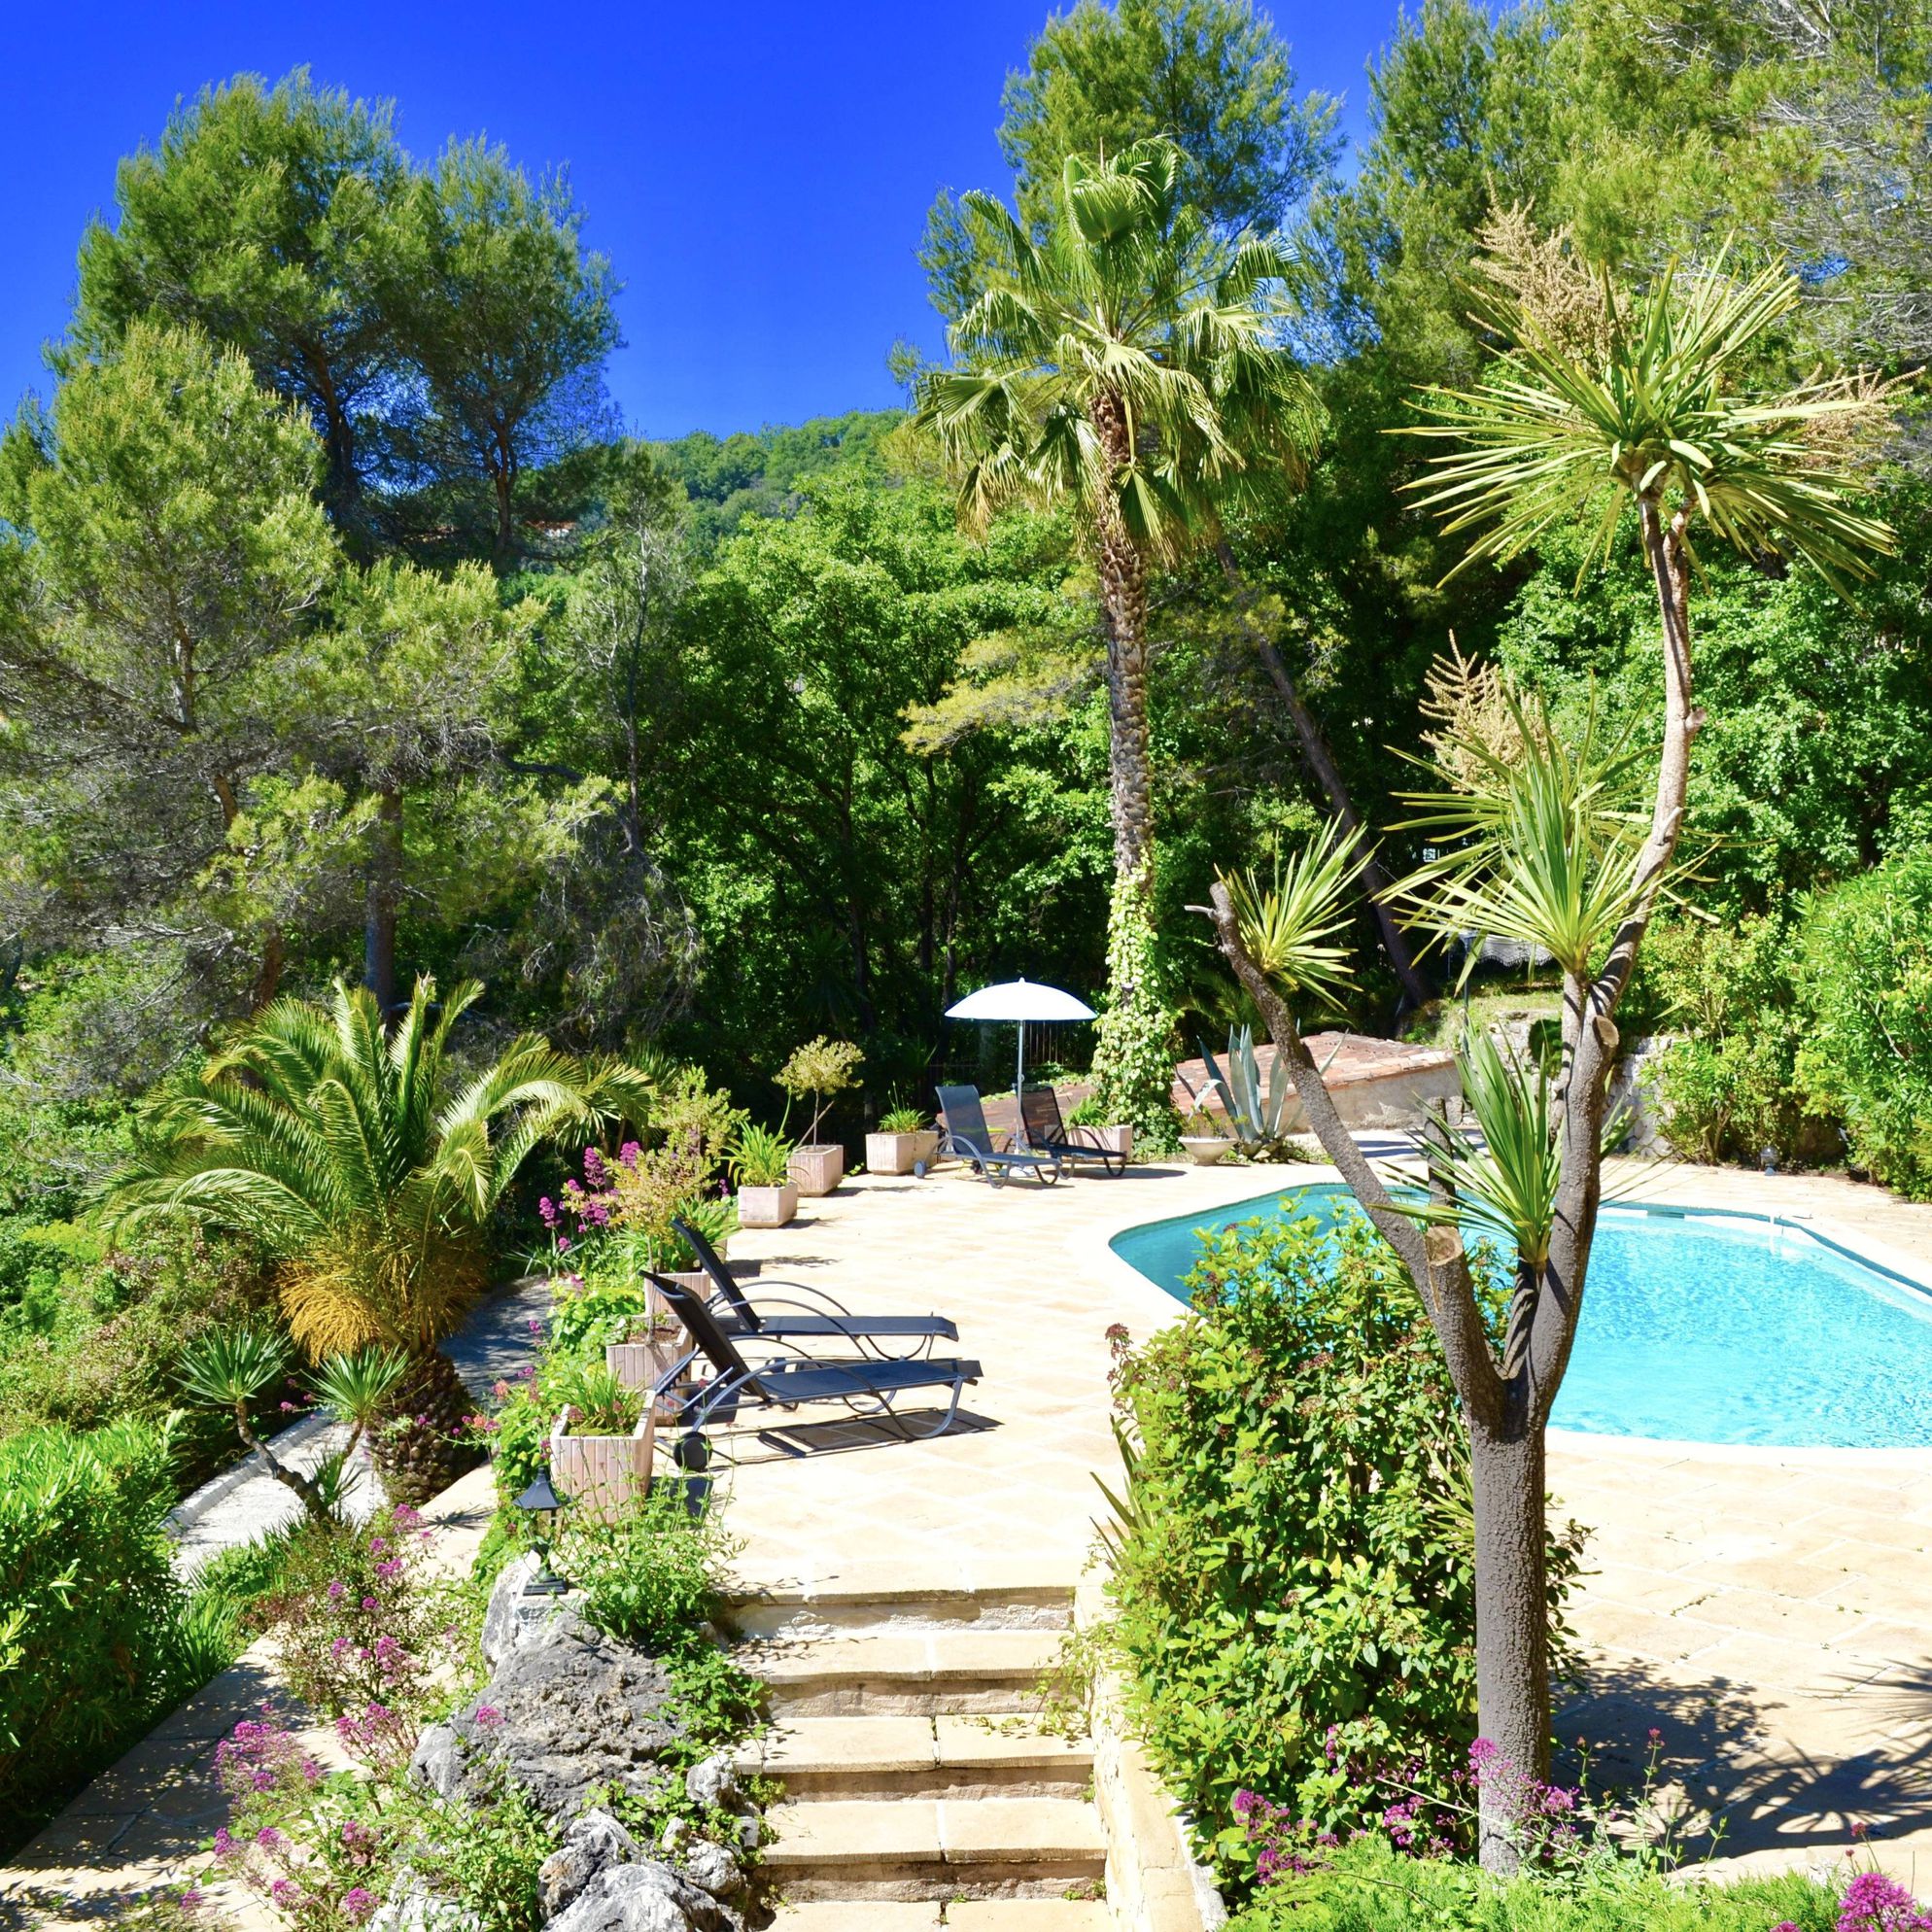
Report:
658,1816,689,1857
682,1752,741,1811
409,1723,466,1802
543,1860,737,1932
676,1841,744,1903
412,1609,686,1821
481,1552,551,1667
538,1811,643,1917
366,1880,481,1932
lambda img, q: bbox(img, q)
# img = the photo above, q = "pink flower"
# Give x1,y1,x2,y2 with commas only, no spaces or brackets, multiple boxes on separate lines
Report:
362,1596,378,1611
472,1704,503,1728
342,1888,378,1923
367,1535,387,1555
328,1578,346,1600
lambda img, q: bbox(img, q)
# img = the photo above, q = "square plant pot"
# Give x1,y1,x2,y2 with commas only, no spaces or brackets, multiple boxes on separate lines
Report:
1084,1124,1133,1157
864,1129,940,1176
605,1328,687,1395
789,1144,845,1196
548,1404,657,1524
737,1182,798,1228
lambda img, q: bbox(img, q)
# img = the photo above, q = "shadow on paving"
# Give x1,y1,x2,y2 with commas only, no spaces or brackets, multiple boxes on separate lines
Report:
1559,1652,1932,1859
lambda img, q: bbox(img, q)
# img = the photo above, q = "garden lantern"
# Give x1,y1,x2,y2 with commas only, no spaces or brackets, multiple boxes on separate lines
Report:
515,1467,569,1595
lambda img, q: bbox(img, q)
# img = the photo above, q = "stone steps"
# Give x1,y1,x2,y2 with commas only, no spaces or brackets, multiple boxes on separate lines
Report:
747,1630,1063,1718
768,1898,1110,1928
733,1575,1107,1911
741,1713,1093,1800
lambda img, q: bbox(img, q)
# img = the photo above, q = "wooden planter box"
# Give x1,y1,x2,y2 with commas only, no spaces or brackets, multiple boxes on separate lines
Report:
548,1404,656,1523
1181,1135,1230,1166
605,1328,688,1396
789,1144,845,1196
865,1129,940,1176
737,1182,798,1227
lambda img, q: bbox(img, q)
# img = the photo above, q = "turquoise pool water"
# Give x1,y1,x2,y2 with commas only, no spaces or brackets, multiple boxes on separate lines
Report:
1109,1185,1932,1448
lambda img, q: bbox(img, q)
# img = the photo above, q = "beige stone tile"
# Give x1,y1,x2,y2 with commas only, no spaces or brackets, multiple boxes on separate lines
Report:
934,1715,1093,1767
935,1797,1105,1861
945,1904,1110,1929
767,1904,942,1930
754,1716,938,1775
764,1798,944,1865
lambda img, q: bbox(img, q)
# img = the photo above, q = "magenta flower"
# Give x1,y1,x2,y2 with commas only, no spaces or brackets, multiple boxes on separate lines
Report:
473,1704,503,1729
342,1888,378,1924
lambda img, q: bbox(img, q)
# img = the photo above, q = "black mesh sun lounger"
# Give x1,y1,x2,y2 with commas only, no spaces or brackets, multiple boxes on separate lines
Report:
1018,1085,1127,1177
647,1271,981,1441
934,1086,1062,1188
671,1213,957,1354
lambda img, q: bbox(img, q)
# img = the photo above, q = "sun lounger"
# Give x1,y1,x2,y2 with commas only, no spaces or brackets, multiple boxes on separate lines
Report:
1018,1084,1127,1176
934,1085,1063,1187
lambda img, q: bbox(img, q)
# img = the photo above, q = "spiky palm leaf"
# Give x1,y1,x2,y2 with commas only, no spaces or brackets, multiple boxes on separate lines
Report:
1403,252,1897,585
915,140,1322,559
1216,818,1366,1012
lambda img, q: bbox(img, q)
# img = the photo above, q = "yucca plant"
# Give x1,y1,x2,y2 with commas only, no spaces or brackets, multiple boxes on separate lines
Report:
917,137,1322,1133
113,976,654,1504
1206,234,1898,1871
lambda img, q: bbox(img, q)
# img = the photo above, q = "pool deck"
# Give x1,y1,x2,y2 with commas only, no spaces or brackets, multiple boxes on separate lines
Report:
11,1149,1932,1922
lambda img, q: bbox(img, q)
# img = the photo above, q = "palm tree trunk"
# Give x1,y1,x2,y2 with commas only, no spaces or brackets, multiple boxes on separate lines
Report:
371,1344,484,1508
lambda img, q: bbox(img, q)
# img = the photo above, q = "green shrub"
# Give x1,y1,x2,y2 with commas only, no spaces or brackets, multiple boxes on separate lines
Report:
1226,1835,1841,1931
1103,1207,1583,1891
0,1416,190,1837
1638,915,1812,1164
1796,848,1932,1197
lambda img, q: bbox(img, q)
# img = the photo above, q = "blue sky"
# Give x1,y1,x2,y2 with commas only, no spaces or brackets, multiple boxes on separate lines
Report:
0,1,1405,439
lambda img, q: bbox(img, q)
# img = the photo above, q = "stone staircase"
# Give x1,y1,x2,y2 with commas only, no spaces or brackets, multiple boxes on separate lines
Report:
731,1573,1110,1931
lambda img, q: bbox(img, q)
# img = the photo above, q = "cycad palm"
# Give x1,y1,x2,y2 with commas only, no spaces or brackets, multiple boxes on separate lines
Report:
111,976,652,1502
916,138,1320,1129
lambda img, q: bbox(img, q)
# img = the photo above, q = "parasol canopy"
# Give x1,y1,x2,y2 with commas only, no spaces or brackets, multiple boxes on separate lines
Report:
945,979,1097,1146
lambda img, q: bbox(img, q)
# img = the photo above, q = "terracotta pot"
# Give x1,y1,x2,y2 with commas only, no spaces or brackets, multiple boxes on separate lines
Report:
1181,1135,1230,1166
548,1404,656,1523
864,1129,940,1176
788,1144,845,1196
737,1182,798,1227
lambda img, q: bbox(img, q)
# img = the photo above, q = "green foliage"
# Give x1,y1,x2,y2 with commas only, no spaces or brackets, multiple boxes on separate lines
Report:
774,1035,864,1144
1638,914,1811,1163
1103,1208,1581,1889
878,1105,928,1133
1795,848,1932,1197
0,1417,190,1838
1225,1833,1841,1932
553,1361,641,1436
727,1121,794,1189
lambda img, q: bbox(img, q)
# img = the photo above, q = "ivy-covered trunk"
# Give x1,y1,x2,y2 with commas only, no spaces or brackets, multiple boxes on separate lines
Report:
1087,389,1175,1144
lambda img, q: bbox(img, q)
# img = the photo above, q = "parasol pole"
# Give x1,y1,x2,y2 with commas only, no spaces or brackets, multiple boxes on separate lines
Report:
1014,1018,1028,1149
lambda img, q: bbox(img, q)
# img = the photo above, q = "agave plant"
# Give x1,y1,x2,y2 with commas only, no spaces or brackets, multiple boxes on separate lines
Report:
114,976,655,1504
1183,1026,1291,1156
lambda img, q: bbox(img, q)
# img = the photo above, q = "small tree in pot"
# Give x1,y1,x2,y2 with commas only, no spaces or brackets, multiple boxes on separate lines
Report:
776,1037,863,1195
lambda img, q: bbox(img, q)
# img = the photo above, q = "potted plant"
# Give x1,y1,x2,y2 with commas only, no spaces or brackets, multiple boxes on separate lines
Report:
604,1305,689,1397
547,1363,656,1524
1178,1108,1230,1166
776,1037,863,1196
730,1121,798,1227
1067,1093,1133,1160
866,1103,940,1177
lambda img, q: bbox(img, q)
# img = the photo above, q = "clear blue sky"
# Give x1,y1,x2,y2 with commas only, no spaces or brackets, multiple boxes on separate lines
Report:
0,1,1404,439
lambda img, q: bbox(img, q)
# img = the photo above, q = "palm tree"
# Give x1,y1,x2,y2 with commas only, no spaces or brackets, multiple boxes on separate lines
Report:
111,976,653,1503
915,137,1321,1133
1207,244,1896,1871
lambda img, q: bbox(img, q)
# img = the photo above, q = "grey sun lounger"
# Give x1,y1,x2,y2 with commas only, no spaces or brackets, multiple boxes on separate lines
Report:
1019,1085,1127,1177
671,1213,957,1356
934,1085,1063,1188
646,1272,981,1440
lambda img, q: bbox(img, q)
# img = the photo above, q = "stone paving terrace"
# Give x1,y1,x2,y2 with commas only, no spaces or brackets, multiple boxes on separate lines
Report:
12,1150,1932,1924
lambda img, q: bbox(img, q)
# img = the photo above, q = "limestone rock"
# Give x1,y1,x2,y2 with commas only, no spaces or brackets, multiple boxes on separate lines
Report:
411,1609,685,1820
366,1880,481,1932
481,1552,557,1667
542,1859,736,1932
676,1841,743,1904
681,1753,741,1812
537,1810,643,1917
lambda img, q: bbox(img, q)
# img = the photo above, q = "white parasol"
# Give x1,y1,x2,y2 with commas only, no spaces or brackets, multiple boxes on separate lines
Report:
944,978,1097,1146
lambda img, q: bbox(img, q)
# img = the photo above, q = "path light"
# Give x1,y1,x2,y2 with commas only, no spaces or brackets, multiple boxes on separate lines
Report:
1760,1146,1778,1176
515,1467,569,1596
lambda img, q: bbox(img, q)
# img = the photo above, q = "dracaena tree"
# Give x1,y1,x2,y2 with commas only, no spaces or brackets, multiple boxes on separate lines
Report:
110,976,653,1503
916,137,1321,1142
1206,242,1897,1871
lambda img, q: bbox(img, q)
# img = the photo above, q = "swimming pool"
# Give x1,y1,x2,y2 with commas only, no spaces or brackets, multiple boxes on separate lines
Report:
1109,1185,1932,1449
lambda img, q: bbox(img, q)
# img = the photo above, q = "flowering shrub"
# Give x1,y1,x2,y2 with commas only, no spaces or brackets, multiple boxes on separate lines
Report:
255,1506,450,1721
1099,1206,1584,1891
1834,1873,1932,1932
